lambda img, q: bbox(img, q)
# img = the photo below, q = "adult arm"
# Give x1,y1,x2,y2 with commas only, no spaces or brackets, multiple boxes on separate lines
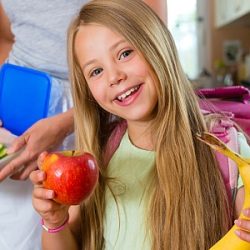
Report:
0,2,14,65
0,108,74,181
143,0,167,22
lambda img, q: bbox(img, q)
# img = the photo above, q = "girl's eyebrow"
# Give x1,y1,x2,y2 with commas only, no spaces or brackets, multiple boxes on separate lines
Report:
83,59,96,71
82,39,127,71
109,39,127,51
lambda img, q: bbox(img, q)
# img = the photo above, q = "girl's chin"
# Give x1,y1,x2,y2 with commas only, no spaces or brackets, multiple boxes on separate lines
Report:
119,111,155,123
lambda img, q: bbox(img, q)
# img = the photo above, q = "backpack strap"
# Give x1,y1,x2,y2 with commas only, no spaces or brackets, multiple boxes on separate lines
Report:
103,120,127,166
203,111,239,205
225,126,239,203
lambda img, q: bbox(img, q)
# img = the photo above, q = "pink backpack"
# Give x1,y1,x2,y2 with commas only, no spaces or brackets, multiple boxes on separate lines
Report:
197,86,250,204
105,86,250,205
202,112,239,204
197,86,250,137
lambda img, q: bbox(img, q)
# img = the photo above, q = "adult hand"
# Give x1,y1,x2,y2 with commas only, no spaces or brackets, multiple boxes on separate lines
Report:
0,109,74,181
0,124,16,144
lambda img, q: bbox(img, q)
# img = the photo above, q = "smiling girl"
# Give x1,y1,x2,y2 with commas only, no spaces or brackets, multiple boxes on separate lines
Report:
30,0,250,249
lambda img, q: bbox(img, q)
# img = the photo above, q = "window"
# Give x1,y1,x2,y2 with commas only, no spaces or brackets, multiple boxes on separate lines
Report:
168,0,200,79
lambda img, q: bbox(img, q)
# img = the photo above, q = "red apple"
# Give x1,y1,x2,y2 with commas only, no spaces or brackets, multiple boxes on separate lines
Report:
41,151,99,205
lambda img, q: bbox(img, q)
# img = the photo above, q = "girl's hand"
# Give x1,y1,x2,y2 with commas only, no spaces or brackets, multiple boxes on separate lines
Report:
30,152,70,229
234,208,250,242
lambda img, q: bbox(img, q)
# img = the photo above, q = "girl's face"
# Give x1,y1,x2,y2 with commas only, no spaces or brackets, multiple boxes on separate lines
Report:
75,24,158,125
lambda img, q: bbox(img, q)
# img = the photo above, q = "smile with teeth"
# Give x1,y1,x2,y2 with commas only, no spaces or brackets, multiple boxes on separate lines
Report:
116,85,140,101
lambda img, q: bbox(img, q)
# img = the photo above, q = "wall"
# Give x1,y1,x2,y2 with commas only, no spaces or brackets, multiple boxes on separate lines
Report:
208,0,250,81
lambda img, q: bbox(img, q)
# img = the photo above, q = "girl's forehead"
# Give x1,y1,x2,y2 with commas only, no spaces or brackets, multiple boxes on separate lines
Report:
74,22,149,65
77,23,116,35
76,22,134,45
75,24,132,53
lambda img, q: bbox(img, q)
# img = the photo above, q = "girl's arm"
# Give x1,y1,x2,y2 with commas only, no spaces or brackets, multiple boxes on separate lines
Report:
42,206,81,250
30,161,81,250
143,0,167,22
0,3,14,65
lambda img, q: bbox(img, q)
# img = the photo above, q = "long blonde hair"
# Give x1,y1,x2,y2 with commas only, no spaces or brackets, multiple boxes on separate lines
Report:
68,0,230,249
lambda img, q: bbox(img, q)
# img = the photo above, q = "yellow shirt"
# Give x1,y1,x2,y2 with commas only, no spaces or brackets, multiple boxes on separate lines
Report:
104,132,155,250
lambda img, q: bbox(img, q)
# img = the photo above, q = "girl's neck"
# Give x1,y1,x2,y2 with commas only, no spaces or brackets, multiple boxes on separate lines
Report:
127,121,154,151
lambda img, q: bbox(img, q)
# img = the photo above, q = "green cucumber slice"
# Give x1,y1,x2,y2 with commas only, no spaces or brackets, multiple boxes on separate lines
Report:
0,146,7,159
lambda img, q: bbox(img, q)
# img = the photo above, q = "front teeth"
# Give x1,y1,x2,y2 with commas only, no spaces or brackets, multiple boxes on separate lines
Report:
117,86,139,101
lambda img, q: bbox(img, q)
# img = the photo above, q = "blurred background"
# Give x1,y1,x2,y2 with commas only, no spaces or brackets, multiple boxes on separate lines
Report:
166,0,250,89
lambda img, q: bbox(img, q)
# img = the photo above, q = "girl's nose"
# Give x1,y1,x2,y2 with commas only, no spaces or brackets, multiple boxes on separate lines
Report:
108,67,127,86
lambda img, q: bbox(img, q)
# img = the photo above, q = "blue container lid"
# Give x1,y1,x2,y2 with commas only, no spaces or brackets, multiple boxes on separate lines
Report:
0,63,51,136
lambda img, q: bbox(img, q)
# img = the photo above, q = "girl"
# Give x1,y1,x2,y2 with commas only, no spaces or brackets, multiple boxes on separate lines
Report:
30,0,250,249
0,1,164,249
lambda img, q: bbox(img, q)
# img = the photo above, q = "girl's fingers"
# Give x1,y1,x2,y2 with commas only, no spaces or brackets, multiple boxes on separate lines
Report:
29,169,46,185
235,229,250,242
235,219,250,230
33,187,55,200
243,209,250,218
32,196,69,226
32,197,56,214
32,188,61,215
235,219,250,242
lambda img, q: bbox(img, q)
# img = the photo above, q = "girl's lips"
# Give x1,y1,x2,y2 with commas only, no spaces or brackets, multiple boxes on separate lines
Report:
116,85,140,101
113,84,143,106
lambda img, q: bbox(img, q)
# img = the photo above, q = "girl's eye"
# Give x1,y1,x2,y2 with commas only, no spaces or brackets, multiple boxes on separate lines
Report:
90,68,103,77
119,49,133,60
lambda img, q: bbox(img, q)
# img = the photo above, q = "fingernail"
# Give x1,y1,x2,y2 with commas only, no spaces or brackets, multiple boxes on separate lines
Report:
234,219,241,226
235,230,241,237
243,209,250,217
38,171,45,180
47,190,54,199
